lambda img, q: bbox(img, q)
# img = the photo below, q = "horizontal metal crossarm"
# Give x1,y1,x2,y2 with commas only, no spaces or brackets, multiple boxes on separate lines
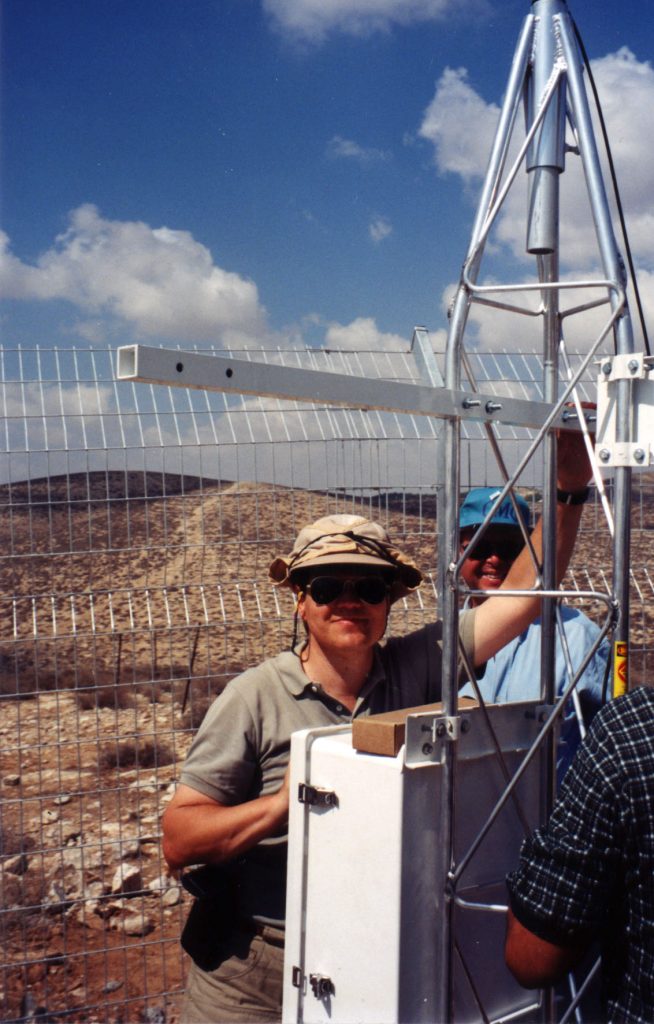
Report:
117,344,577,432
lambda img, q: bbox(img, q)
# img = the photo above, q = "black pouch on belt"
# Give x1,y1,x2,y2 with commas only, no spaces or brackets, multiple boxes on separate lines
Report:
180,863,241,971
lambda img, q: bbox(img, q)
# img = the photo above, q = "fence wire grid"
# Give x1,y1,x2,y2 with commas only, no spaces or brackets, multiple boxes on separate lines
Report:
0,343,652,1024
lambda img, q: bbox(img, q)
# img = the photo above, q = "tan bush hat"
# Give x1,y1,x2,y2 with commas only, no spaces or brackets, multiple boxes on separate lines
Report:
269,514,423,603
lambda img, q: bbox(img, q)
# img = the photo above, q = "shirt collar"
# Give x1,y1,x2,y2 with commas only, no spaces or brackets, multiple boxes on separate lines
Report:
274,649,313,697
274,645,387,709
353,646,386,710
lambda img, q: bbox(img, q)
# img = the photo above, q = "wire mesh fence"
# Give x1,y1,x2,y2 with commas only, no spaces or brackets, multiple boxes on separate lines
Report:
0,343,652,1023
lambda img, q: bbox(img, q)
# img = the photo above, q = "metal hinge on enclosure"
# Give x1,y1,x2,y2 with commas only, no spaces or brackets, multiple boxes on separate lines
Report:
297,783,338,807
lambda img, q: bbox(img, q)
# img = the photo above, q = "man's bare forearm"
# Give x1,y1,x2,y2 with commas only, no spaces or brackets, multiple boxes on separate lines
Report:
162,783,289,872
473,501,584,665
505,909,583,988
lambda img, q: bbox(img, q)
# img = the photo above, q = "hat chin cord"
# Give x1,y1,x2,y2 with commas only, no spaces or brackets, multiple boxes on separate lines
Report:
290,607,300,655
289,602,309,658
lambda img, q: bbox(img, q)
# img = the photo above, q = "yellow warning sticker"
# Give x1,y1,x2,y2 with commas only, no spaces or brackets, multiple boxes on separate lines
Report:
613,642,628,697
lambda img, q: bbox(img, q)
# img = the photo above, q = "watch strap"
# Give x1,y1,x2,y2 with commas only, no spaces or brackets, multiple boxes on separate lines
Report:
556,487,590,506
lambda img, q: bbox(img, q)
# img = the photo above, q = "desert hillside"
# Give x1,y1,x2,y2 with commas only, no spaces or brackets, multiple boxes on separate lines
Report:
0,472,652,1023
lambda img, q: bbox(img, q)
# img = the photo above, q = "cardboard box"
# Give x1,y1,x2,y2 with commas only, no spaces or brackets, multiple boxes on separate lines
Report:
352,698,477,757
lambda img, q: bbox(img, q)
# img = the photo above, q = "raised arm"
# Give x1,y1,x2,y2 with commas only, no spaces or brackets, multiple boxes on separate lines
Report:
162,774,289,873
473,422,593,666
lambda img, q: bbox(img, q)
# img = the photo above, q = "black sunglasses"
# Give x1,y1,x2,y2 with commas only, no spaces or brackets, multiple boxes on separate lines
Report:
304,576,390,606
461,537,524,562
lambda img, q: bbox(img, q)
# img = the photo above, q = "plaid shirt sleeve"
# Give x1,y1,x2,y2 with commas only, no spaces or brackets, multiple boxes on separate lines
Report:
506,700,627,945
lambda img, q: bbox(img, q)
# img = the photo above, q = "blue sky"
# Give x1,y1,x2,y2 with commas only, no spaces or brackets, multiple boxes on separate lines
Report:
1,0,653,355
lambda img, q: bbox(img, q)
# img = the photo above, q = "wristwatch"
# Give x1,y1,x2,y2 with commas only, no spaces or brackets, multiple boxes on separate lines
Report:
556,487,590,505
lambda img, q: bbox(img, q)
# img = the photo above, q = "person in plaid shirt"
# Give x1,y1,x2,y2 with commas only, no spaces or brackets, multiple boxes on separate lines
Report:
505,686,654,1022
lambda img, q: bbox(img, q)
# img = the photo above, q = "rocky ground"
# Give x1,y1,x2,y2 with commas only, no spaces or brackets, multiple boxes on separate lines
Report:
0,690,188,1024
0,473,652,1023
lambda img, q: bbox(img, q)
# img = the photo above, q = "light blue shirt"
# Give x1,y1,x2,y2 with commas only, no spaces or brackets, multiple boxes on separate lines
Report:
459,606,610,781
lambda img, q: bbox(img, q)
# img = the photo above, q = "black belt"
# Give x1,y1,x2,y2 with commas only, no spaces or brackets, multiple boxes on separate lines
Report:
240,919,285,945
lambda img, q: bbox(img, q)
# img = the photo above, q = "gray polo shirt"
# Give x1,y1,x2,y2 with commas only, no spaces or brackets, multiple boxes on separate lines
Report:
180,613,475,924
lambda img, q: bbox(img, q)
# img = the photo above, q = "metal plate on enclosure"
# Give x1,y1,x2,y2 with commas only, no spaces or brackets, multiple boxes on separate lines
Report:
404,701,543,767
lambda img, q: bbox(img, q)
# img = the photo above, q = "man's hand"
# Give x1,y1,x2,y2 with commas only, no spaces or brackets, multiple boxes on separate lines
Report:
556,402,595,493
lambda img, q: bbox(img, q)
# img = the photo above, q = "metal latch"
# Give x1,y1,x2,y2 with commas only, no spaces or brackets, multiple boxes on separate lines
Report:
310,974,335,999
298,783,337,807
292,968,335,999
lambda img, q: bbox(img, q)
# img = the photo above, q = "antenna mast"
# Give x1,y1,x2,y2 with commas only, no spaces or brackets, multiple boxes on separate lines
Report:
438,1,636,1018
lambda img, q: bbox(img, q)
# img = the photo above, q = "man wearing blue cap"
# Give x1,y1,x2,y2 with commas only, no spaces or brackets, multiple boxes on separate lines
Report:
458,487,609,780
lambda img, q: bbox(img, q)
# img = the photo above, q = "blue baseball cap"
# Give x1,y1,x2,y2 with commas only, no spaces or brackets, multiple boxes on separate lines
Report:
459,488,532,531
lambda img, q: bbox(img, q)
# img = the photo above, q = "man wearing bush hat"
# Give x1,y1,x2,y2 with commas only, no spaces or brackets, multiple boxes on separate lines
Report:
269,513,423,600
458,487,609,780
164,438,594,1023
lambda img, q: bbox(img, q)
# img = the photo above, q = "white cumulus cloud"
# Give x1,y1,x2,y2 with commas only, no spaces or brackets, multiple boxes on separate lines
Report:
327,135,391,164
369,216,393,243
323,316,407,351
0,205,268,346
263,0,487,43
421,49,654,353
495,49,654,274
418,66,499,183
419,50,654,271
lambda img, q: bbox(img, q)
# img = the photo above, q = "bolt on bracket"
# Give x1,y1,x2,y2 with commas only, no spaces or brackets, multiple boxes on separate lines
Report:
595,357,654,470
404,712,466,767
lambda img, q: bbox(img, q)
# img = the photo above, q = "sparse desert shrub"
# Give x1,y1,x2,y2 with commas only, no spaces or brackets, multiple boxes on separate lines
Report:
74,684,134,710
0,653,85,699
100,738,174,770
181,675,231,730
182,695,214,730
0,861,46,924
0,829,35,859
141,678,174,703
0,673,35,700
0,648,51,698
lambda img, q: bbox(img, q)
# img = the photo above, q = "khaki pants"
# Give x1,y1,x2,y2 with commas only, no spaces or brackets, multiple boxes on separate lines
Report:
181,922,285,1024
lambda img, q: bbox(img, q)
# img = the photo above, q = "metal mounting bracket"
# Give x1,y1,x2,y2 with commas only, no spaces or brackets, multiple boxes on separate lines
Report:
595,354,654,470
404,702,545,768
404,711,467,767
524,702,556,725
598,352,654,382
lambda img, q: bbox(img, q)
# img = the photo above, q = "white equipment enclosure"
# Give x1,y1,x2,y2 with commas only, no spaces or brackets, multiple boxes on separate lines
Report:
283,704,544,1024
